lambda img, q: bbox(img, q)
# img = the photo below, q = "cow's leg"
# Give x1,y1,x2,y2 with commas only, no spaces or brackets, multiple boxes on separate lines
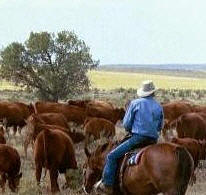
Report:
0,174,6,193
49,168,59,193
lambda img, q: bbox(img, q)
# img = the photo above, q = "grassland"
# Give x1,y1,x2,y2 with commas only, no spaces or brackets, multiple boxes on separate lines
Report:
1,70,206,194
0,71,206,91
89,71,206,90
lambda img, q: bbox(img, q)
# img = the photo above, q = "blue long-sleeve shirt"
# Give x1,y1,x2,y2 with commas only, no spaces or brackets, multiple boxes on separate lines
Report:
123,96,164,139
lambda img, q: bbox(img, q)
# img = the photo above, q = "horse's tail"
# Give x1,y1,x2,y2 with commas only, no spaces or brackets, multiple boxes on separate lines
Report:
175,146,194,195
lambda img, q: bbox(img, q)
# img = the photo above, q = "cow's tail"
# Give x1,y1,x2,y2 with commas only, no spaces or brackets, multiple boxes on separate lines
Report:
43,129,49,169
175,146,194,195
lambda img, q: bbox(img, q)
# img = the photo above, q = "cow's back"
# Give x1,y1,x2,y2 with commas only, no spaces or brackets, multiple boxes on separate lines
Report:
163,101,193,122
37,113,70,129
34,129,77,170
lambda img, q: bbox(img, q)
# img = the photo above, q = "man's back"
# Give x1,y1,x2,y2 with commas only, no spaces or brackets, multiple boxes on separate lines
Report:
123,96,163,139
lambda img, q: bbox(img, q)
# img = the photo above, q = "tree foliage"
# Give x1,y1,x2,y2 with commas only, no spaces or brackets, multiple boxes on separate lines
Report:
0,31,99,101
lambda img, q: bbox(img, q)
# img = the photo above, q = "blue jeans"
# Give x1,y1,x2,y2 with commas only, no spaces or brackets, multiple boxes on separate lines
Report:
102,134,157,186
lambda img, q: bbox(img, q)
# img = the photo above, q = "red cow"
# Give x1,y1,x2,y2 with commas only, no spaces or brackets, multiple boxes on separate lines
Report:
24,114,84,157
34,101,87,125
0,101,34,135
34,129,77,193
0,144,22,192
172,112,206,140
84,117,115,147
162,101,194,139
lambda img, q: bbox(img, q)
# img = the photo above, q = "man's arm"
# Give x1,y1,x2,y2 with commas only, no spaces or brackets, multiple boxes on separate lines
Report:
123,101,138,132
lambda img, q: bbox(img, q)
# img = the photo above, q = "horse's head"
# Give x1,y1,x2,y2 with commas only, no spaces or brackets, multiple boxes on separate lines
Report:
83,142,114,194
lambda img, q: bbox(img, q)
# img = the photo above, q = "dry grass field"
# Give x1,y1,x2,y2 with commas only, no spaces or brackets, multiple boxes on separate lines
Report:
0,70,206,194
2,125,206,195
89,71,206,90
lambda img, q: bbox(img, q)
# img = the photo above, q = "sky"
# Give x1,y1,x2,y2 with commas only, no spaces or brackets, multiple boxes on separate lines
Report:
0,0,206,65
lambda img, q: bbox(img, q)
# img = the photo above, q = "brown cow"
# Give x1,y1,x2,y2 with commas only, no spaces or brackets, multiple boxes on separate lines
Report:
68,99,114,109
0,144,22,193
171,112,206,140
0,101,34,135
67,99,91,108
34,101,87,125
34,129,77,193
84,117,115,147
24,115,84,157
86,105,125,124
27,113,70,130
162,101,194,139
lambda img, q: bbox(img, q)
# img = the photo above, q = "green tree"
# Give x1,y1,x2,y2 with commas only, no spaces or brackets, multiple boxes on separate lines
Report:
0,31,99,101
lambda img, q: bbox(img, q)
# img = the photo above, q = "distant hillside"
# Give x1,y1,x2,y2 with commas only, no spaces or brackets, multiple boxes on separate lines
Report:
99,64,206,71
98,64,206,78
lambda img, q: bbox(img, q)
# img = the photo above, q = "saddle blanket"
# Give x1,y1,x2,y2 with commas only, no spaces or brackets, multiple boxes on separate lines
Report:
127,151,142,166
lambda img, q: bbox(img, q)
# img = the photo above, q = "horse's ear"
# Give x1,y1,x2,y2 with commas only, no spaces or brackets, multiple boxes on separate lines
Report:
84,147,91,158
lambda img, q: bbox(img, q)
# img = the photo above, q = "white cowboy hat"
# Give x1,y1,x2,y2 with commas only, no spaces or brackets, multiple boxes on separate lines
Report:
137,80,157,97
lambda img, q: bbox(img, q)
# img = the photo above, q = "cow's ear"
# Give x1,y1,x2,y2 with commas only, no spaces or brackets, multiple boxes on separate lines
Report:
84,147,91,158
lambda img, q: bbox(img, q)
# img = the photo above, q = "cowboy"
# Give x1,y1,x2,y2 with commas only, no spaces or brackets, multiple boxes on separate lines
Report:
95,80,164,194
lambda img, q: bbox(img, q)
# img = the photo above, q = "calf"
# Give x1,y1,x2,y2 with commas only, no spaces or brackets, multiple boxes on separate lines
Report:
34,129,77,193
0,144,22,192
84,117,115,147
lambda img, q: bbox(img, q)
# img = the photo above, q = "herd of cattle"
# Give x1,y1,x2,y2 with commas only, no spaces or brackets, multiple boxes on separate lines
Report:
0,99,206,193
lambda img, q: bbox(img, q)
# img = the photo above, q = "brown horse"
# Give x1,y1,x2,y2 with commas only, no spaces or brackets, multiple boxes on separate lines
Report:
83,141,194,195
